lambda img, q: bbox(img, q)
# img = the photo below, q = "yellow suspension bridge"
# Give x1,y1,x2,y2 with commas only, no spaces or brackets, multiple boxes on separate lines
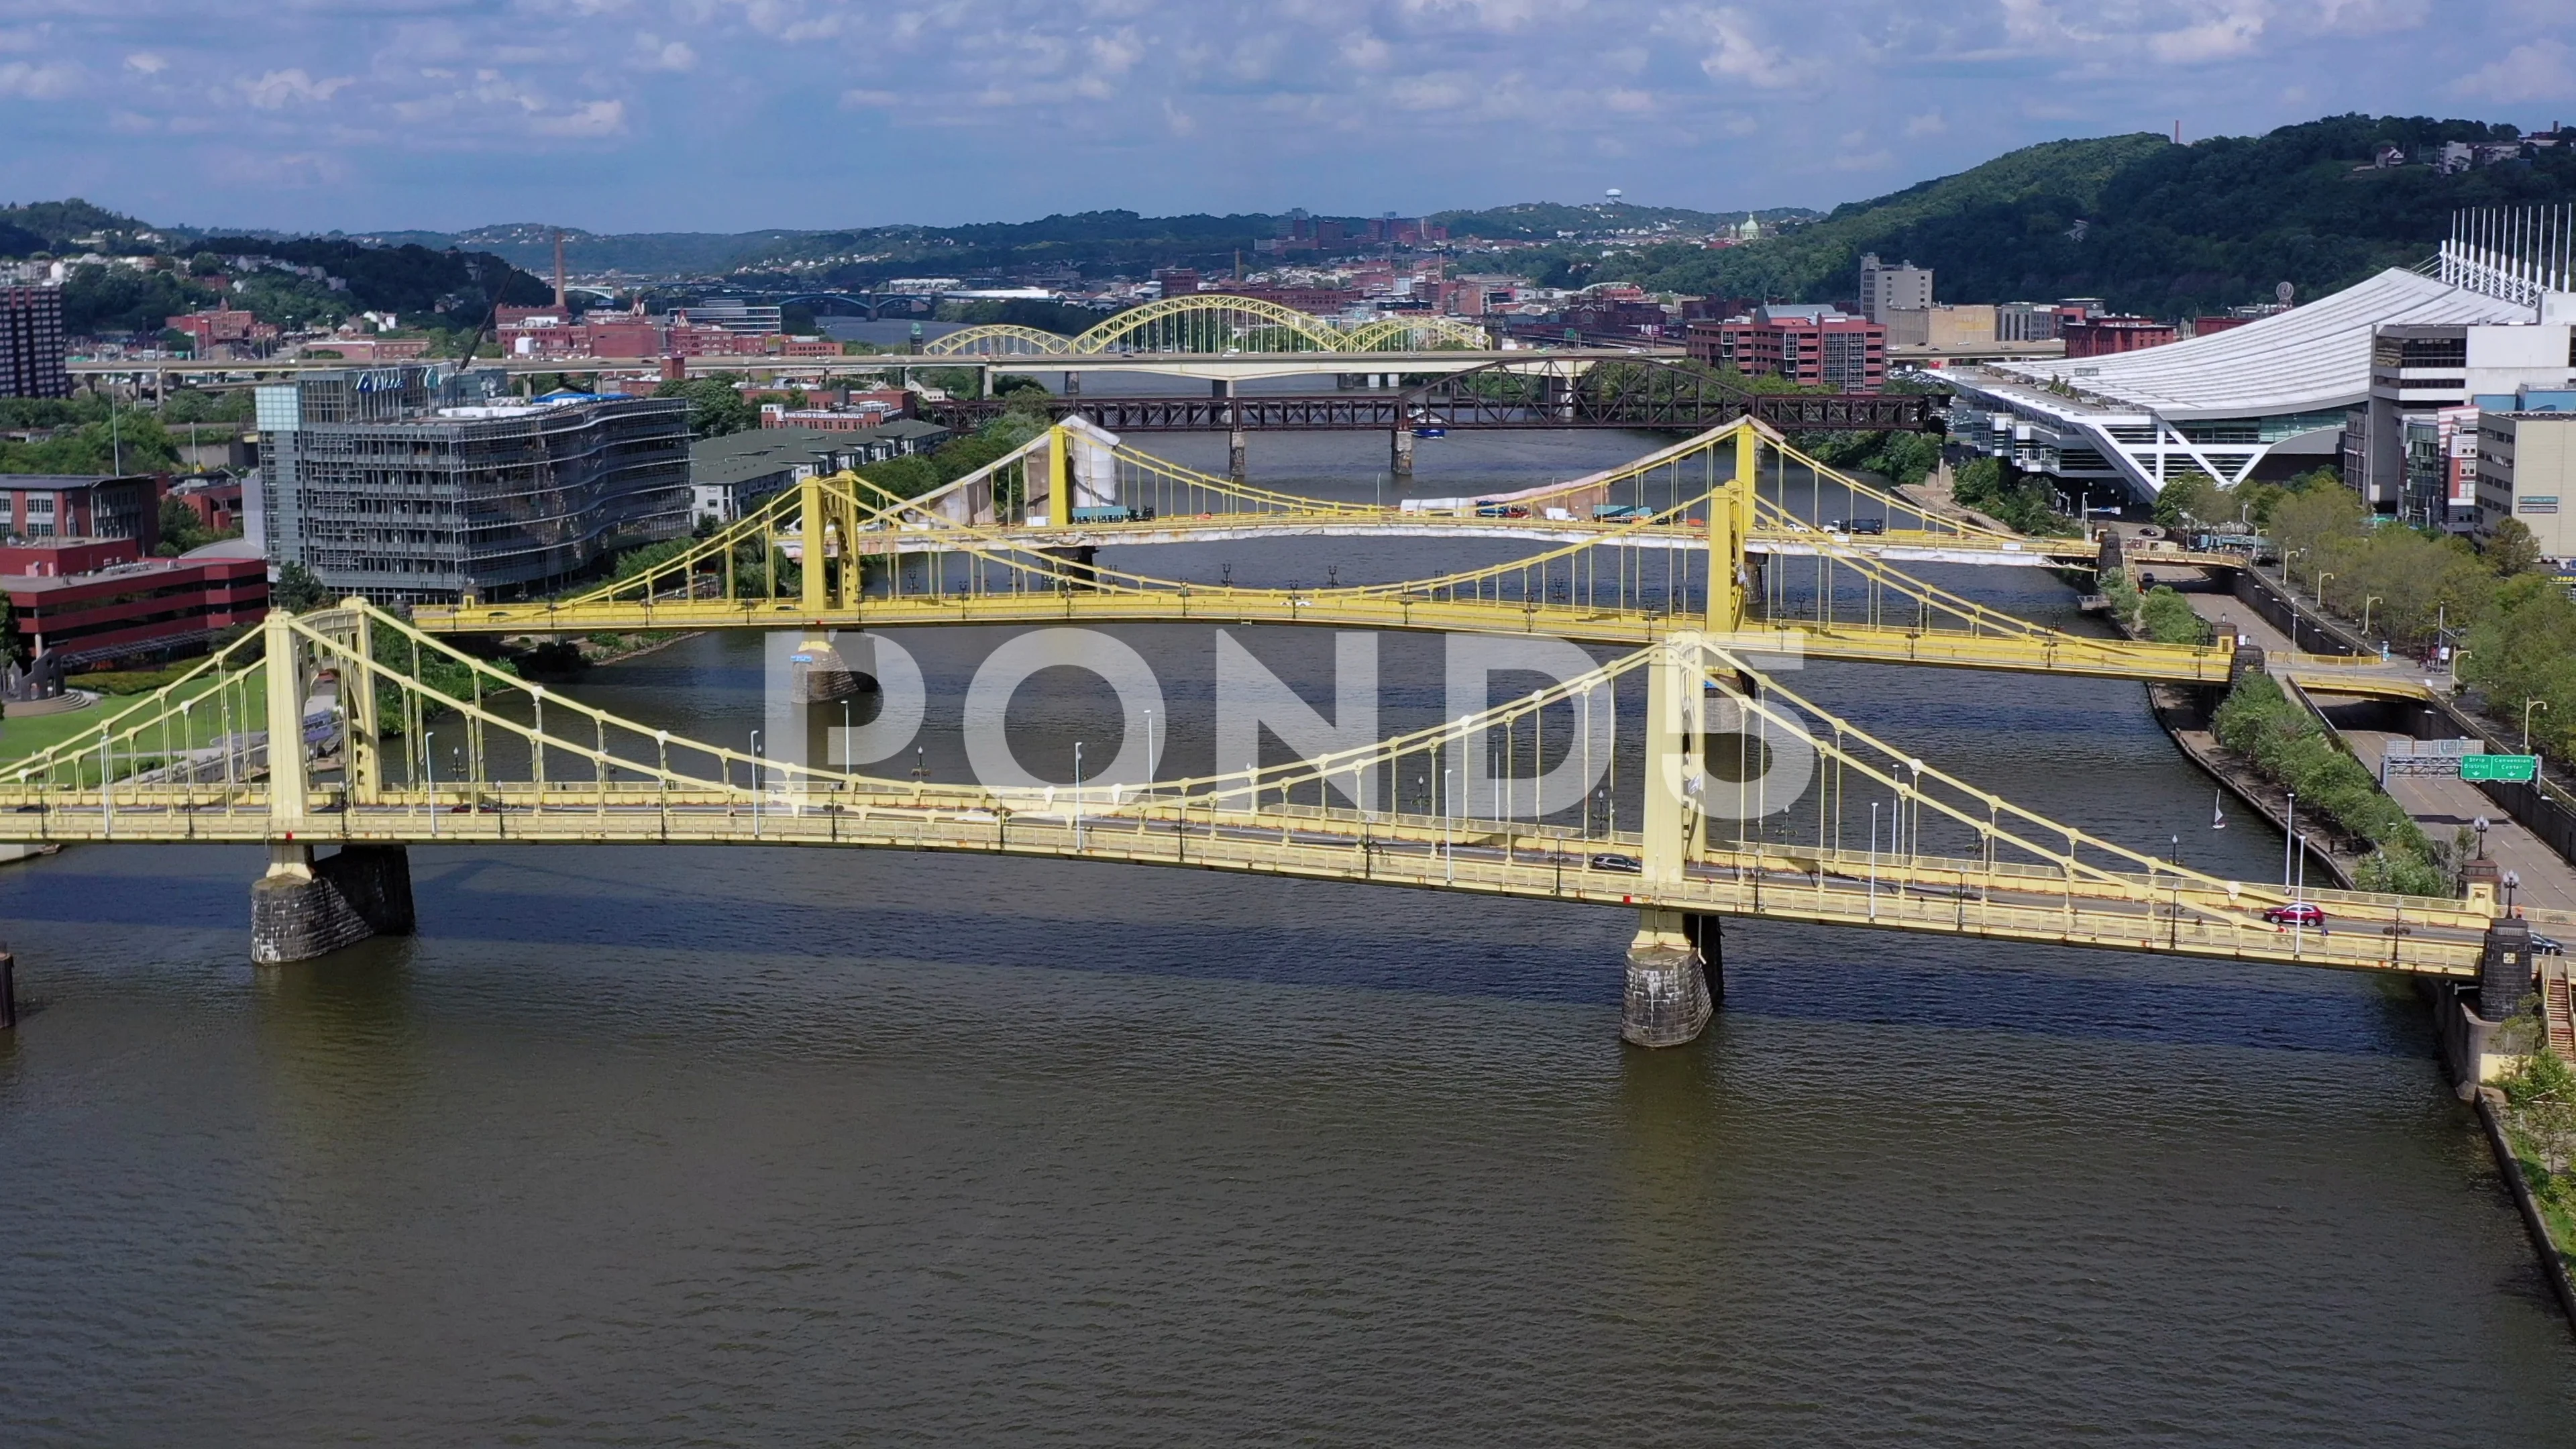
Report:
415,418,2436,700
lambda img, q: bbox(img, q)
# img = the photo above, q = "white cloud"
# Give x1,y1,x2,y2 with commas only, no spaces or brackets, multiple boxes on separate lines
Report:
2454,39,2574,103
1904,109,1945,136
125,52,167,75
1603,87,1654,113
841,88,899,107
635,35,698,72
2150,9,2267,63
1397,0,1558,32
0,60,81,99
1676,7,1810,89
531,99,626,137
241,68,352,110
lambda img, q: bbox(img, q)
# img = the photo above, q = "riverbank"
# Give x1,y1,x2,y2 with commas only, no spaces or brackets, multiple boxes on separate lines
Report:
2100,561,2576,1330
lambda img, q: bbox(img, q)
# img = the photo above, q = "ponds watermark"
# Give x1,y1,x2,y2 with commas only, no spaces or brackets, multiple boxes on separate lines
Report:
761,627,1813,821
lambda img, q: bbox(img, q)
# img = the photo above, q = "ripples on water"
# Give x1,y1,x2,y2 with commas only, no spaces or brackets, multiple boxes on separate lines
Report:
2,430,2573,1444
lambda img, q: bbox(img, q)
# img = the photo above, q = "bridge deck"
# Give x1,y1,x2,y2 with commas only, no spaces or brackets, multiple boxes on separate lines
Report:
8,787,2494,979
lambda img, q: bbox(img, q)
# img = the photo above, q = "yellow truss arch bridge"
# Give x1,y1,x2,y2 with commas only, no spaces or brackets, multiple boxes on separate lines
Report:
921,295,1495,356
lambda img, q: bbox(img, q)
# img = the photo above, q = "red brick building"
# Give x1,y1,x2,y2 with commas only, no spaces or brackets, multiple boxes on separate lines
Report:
0,539,268,668
0,474,162,549
1687,306,1886,391
1204,284,1363,315
164,308,280,350
2062,316,2178,358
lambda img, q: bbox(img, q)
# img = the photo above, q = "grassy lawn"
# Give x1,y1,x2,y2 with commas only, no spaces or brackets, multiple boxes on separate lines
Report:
0,674,271,774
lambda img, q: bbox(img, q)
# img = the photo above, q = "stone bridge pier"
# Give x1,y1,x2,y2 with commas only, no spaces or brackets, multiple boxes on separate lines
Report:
1623,908,1719,1047
251,843,416,963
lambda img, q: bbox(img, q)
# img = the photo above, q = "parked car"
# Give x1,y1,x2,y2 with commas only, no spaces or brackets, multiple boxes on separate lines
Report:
1589,853,1643,874
1848,517,1887,535
2263,901,2326,927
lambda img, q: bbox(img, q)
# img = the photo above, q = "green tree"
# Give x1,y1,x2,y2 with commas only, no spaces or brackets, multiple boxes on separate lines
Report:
274,562,329,612
2481,517,2544,576
652,378,757,438
2151,470,2218,531
156,495,217,555
2267,481,2367,584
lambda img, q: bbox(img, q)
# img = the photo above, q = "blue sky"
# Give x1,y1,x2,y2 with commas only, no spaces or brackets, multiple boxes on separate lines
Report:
1,0,2571,234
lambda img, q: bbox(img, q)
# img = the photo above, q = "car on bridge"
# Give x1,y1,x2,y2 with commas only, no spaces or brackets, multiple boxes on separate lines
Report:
2262,901,2326,928
1589,853,1642,874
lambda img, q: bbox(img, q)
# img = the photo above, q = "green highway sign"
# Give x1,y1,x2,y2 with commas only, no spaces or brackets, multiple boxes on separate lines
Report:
2462,754,2540,782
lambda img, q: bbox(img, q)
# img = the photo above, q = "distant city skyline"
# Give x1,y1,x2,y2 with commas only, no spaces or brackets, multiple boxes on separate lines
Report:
1,1,2569,234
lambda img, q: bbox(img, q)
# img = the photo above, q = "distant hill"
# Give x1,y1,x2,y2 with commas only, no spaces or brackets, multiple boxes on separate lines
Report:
1608,115,2575,315
732,210,1285,284
352,225,820,278
1431,201,1814,240
0,197,166,254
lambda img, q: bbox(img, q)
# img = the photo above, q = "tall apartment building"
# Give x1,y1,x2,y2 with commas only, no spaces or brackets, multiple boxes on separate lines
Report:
1858,254,1932,324
1,284,70,398
2353,321,2576,520
1687,305,1886,391
252,367,691,604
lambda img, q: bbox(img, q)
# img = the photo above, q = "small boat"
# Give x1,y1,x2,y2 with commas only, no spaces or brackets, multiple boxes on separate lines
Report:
1411,425,1448,439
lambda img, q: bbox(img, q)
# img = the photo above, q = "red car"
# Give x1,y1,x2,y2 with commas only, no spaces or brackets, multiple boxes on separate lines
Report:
2263,902,2326,928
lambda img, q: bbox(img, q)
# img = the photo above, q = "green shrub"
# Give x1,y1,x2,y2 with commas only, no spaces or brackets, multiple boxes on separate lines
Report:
2212,671,2449,895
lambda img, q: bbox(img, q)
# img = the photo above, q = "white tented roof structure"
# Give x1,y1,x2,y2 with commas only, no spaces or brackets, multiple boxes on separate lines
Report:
1947,267,2543,498
1993,268,2534,417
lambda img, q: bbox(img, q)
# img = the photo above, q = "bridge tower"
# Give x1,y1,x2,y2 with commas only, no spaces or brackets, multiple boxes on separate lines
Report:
247,606,415,965
1625,633,1716,1046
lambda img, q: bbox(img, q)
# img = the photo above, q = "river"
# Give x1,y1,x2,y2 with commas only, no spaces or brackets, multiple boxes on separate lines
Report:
2,427,2573,1444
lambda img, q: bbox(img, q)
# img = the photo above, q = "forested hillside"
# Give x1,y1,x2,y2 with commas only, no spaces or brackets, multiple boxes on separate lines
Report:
1599,115,2575,315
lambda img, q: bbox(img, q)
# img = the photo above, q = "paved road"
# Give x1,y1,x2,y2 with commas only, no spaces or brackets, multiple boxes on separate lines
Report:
2336,726,2576,916
2170,587,2576,914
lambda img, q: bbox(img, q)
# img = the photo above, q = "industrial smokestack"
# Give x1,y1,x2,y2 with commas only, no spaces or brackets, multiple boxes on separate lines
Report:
551,227,567,312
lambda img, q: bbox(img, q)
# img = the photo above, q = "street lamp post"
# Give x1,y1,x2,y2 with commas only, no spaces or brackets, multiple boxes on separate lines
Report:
2525,698,2551,754
425,728,437,836
1444,766,1455,882
1073,741,1085,850
2475,814,2491,861
2505,869,2522,914
1868,800,1880,920
2361,595,2380,637
2283,789,2298,890
749,729,763,833
2316,571,2332,610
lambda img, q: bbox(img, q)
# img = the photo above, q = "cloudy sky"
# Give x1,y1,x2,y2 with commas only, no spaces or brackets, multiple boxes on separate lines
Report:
1,0,2570,233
